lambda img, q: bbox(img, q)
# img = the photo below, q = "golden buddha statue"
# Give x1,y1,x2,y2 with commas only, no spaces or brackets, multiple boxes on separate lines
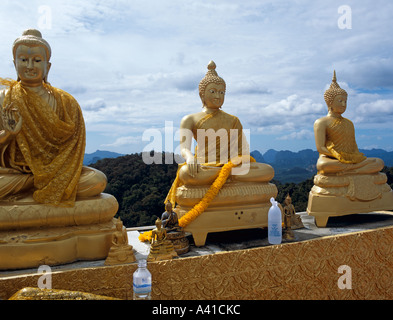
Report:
161,201,189,254
0,28,107,204
307,71,393,227
105,218,136,265
0,29,119,270
282,194,303,240
161,201,181,232
147,218,178,262
165,61,278,246
174,60,274,186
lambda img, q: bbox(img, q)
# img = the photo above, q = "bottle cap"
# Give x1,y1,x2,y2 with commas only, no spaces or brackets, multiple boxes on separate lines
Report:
270,197,277,206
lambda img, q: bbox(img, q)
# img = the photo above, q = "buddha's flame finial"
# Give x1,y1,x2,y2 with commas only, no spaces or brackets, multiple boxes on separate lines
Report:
207,60,216,71
332,70,337,83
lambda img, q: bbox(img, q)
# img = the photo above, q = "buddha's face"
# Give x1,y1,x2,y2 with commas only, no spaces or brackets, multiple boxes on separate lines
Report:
165,202,172,212
329,94,347,115
14,44,51,87
203,82,225,109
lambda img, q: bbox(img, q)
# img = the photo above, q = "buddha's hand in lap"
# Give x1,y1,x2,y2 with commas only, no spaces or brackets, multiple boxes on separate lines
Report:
186,157,199,178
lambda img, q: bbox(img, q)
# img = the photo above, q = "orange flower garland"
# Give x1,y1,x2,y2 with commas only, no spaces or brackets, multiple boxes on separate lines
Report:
138,160,236,242
178,161,235,227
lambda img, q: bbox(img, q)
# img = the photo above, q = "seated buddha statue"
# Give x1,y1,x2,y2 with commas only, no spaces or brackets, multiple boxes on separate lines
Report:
0,29,118,270
147,218,178,262
161,201,181,232
105,218,136,265
0,29,107,206
307,71,393,227
165,61,278,246
314,71,384,176
161,201,189,254
174,60,274,187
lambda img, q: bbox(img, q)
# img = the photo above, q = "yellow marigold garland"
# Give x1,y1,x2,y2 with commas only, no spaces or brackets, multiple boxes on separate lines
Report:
138,160,236,242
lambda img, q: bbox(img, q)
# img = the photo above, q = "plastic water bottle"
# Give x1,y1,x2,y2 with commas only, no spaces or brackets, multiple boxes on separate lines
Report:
133,259,152,300
268,197,282,244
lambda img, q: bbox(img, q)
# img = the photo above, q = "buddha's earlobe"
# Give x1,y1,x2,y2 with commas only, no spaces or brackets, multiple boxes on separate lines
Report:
44,62,51,83
13,60,20,81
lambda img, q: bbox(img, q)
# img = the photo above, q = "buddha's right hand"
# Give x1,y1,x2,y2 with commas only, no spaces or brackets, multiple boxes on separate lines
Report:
0,102,22,137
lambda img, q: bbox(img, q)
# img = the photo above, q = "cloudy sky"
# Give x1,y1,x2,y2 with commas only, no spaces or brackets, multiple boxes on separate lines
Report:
1,0,393,155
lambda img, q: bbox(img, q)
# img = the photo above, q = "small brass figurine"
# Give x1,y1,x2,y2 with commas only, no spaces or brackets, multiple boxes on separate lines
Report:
105,218,136,266
283,194,304,241
161,201,181,232
161,201,189,254
147,218,178,262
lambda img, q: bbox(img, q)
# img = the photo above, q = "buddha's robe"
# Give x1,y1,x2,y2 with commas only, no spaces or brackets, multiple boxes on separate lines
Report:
193,109,244,166
325,116,366,164
0,80,98,206
165,110,254,206
161,210,180,230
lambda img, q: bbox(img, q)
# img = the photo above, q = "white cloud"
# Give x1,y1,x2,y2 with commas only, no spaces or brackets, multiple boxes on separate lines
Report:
101,136,142,148
358,99,393,115
277,129,314,141
1,0,393,153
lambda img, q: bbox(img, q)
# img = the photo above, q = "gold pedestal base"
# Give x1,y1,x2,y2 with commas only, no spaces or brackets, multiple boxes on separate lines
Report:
307,173,393,227
0,194,119,270
166,230,190,255
175,182,278,246
176,204,271,246
0,218,118,270
9,287,120,300
307,191,393,227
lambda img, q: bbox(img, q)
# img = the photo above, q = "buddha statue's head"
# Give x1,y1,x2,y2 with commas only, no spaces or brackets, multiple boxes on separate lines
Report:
199,60,226,109
165,201,172,212
285,194,292,205
324,71,348,113
115,218,123,230
155,217,162,228
12,29,52,86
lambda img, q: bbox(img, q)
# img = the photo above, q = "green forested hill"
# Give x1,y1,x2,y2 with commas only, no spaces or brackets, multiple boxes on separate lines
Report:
91,152,179,227
90,153,393,228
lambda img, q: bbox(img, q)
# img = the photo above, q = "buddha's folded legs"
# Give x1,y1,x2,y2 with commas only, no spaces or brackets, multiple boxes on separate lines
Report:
232,163,275,182
0,166,107,200
0,168,34,200
178,162,275,185
317,155,384,175
76,166,107,198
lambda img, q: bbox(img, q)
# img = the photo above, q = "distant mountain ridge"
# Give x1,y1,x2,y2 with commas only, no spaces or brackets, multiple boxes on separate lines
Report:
251,148,393,183
252,148,393,167
83,150,125,165
84,148,393,183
